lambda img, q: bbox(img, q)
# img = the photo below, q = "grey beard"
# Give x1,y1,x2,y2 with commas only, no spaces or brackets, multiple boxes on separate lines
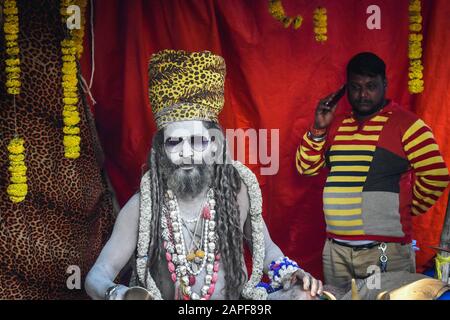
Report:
160,158,213,198
168,167,211,198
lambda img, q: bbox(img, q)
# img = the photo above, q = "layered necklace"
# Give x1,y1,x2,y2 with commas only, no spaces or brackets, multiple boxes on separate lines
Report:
161,188,220,300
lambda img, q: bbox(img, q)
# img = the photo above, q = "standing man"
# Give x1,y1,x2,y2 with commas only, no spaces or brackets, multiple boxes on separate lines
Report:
296,52,450,288
85,49,323,300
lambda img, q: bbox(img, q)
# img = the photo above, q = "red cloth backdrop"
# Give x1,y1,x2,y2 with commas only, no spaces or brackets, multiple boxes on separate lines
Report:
80,0,450,278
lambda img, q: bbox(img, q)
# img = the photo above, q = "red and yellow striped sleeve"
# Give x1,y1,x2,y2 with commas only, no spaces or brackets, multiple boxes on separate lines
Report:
402,119,450,215
295,132,327,176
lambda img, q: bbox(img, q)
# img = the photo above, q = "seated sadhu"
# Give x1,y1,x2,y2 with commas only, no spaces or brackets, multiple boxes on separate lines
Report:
84,50,323,300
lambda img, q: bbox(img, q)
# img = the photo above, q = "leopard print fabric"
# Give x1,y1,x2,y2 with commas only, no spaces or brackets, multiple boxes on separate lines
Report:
148,49,225,129
0,0,116,299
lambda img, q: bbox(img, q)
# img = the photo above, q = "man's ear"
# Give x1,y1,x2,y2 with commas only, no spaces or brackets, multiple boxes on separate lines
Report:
383,79,388,88
211,140,218,157
202,138,220,166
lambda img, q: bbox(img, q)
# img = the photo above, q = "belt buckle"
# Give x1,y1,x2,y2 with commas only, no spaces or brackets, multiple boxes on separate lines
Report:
353,242,379,251
353,245,369,251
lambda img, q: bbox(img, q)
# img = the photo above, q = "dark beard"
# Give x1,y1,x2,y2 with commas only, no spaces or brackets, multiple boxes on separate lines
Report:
352,99,386,117
159,156,213,199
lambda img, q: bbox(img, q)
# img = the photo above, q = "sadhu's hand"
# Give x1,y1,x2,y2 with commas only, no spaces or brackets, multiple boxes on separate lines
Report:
282,269,323,297
106,284,129,300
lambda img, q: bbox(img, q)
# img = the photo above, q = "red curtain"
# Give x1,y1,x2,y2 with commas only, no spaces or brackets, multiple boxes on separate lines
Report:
81,0,450,278
410,0,450,271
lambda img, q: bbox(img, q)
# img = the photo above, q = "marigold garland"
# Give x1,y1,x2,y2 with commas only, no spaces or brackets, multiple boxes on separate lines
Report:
268,0,303,30
3,0,28,203
60,0,87,159
313,7,327,42
7,137,28,203
408,0,424,94
4,0,21,95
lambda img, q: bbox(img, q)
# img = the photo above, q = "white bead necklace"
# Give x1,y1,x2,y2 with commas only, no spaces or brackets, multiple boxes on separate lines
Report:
161,188,220,300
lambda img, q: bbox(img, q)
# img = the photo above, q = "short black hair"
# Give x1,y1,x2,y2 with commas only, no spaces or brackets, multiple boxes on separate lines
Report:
346,52,386,80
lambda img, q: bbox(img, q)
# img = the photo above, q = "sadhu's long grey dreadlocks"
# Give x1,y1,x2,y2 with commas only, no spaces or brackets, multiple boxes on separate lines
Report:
142,121,247,299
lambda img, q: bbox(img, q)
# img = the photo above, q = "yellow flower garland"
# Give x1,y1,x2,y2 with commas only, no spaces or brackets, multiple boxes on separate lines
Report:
408,0,424,94
7,137,28,203
3,0,27,203
313,7,328,43
4,0,21,95
60,0,87,159
268,0,303,30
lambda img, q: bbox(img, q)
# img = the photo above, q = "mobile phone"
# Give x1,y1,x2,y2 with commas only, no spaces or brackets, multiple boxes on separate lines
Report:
325,85,346,107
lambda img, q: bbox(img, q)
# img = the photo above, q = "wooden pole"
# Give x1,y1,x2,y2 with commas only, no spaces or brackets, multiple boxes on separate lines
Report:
439,192,450,284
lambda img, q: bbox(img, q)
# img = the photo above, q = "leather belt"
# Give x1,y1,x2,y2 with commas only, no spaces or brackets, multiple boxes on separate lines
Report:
330,238,380,251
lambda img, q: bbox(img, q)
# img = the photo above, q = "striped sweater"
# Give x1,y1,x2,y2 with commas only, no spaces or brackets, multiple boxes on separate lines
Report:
296,101,450,243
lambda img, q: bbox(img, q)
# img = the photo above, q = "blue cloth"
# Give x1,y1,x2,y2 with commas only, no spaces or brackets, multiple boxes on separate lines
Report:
255,281,282,294
424,268,450,300
438,290,450,300
424,268,435,278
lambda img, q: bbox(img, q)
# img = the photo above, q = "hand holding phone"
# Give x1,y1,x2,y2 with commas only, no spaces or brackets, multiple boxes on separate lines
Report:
325,85,346,107
314,85,346,130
